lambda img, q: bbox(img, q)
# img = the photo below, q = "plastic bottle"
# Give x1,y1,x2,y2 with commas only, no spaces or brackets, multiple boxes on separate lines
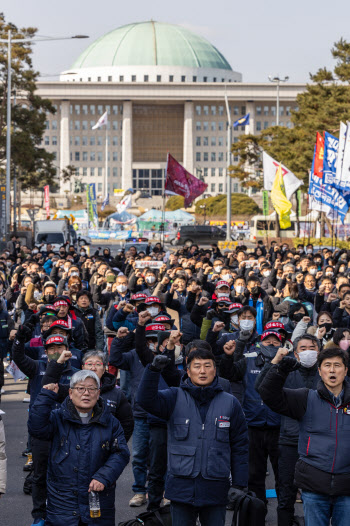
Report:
89,491,101,518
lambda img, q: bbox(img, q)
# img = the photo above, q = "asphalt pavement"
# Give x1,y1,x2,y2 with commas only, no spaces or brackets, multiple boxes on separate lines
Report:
0,370,302,526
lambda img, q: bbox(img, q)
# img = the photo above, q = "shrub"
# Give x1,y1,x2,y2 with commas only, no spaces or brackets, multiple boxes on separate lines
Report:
165,195,185,211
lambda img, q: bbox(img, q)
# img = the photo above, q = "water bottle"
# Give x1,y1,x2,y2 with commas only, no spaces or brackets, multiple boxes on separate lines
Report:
89,491,101,518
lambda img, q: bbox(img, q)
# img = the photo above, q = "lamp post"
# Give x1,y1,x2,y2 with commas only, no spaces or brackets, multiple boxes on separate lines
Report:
268,75,289,126
0,32,89,241
199,204,206,224
224,92,232,241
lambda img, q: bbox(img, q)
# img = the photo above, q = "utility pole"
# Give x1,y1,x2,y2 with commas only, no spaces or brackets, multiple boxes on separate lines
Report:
224,92,232,241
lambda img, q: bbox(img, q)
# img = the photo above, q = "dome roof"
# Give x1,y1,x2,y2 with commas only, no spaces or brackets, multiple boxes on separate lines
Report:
71,21,232,71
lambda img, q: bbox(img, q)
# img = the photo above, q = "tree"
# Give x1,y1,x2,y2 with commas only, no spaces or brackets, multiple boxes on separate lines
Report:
0,13,56,191
231,38,350,189
195,194,261,217
165,195,185,211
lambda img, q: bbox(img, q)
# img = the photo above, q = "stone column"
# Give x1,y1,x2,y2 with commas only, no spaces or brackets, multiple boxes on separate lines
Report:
183,101,194,173
122,101,133,190
245,101,255,135
59,100,70,193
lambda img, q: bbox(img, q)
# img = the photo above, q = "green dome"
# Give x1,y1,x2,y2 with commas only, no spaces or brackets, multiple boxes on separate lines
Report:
71,21,232,71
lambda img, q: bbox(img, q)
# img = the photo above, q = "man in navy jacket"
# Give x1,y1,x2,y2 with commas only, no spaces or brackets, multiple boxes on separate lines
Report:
137,347,248,526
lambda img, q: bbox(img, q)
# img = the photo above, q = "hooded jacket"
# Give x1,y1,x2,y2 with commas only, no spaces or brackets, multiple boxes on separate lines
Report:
28,391,129,526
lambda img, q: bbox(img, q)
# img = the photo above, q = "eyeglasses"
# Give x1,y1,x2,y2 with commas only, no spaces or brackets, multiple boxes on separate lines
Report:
71,386,99,394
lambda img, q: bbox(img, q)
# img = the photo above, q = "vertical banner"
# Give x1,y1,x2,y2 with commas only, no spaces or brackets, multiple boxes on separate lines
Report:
262,190,269,216
0,185,6,241
44,185,50,219
86,183,98,229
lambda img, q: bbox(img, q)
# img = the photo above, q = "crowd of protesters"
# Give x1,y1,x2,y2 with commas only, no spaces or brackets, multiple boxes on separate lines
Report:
1,235,350,525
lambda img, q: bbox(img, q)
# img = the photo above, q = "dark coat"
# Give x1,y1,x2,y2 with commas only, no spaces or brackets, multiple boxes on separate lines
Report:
28,390,130,526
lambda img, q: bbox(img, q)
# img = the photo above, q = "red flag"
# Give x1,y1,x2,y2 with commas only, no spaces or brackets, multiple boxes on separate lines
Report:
165,154,208,207
44,185,50,218
314,132,324,178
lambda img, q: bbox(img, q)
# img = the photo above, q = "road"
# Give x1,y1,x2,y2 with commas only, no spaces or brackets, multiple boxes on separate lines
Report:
0,370,302,525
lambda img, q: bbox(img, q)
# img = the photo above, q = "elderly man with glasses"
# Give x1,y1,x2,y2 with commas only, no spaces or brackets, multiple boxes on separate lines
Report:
28,370,130,526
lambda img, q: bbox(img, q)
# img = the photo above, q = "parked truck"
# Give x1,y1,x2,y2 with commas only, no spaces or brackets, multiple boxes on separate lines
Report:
34,219,71,251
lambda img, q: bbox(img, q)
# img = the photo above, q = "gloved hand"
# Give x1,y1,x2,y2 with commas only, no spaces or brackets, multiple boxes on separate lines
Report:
206,309,217,321
238,330,251,341
27,314,40,328
150,355,171,372
16,323,35,342
278,356,301,374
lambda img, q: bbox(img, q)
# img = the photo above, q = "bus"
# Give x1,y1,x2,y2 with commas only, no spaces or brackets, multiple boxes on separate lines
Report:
249,212,319,242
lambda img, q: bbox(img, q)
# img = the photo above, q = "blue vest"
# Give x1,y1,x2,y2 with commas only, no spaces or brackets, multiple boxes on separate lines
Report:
243,355,281,427
167,387,233,481
299,389,350,474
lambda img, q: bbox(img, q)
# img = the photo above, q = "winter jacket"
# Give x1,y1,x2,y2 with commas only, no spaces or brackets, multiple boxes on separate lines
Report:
28,391,130,526
333,306,350,329
110,307,138,332
42,360,134,442
73,305,104,351
0,301,13,359
25,337,82,370
0,417,6,495
258,364,350,496
60,312,89,353
165,291,200,344
137,366,248,506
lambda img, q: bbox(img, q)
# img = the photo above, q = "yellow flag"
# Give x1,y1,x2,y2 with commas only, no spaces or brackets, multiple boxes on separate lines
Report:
271,163,292,229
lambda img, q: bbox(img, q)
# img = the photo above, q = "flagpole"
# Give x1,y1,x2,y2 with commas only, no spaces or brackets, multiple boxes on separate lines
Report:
224,92,232,242
105,126,108,212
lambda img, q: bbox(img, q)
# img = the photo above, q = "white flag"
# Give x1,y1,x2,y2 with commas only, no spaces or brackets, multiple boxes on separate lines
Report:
263,151,302,200
337,122,350,191
117,194,132,213
92,111,108,130
335,122,347,184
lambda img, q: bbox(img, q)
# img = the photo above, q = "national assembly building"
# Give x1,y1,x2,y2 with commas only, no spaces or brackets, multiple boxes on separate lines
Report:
35,21,305,198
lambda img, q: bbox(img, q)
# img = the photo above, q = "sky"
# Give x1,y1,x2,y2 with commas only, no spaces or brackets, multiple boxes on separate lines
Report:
2,0,350,83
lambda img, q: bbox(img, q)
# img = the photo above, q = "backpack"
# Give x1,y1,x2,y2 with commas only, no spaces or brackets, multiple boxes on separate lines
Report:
229,488,266,526
118,505,171,526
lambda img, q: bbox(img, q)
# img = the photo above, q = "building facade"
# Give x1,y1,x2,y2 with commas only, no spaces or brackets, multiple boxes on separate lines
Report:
35,21,305,197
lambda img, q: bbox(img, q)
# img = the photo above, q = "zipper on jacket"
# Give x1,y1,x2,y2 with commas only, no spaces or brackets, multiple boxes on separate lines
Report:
306,436,311,455
331,409,339,473
330,406,332,430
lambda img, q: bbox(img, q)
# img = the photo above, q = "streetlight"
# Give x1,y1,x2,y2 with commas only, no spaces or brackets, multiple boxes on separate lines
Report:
224,92,232,241
0,32,89,242
268,76,289,126
199,204,206,224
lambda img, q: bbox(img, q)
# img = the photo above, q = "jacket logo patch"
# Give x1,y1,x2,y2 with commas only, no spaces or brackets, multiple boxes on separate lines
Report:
218,422,230,428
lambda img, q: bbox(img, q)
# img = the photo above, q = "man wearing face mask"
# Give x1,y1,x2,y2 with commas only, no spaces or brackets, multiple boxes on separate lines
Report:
256,335,320,526
237,276,273,334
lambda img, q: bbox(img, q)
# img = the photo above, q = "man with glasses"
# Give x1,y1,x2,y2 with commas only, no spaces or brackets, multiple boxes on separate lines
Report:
29,370,130,526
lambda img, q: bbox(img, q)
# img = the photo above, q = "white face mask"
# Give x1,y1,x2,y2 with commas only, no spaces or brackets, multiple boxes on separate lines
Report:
147,306,159,317
325,271,334,277
214,266,222,273
222,273,232,282
32,249,39,254
217,292,228,298
239,319,255,331
307,249,313,254
146,275,156,284
80,251,86,256
298,350,318,368
231,314,239,326
116,284,128,293
148,342,156,352
263,271,271,278
235,285,245,294
309,269,317,276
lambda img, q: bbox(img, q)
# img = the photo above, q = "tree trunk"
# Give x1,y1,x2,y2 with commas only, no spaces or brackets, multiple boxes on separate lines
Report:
320,212,326,238
275,211,280,240
295,192,300,237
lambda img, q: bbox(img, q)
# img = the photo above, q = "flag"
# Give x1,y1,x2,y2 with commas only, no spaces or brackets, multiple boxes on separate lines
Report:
92,111,108,130
86,183,98,228
44,185,50,218
335,122,350,191
308,172,349,222
263,151,302,199
313,132,324,178
165,153,207,207
271,163,292,229
323,131,338,185
233,113,250,128
101,193,109,211
117,194,132,213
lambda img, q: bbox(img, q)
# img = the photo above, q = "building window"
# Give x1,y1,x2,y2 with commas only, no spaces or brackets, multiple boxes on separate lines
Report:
213,77,217,82
113,121,118,130
234,155,239,162
218,121,224,131
98,183,102,192
82,152,88,161
82,105,88,115
196,152,201,162
256,121,262,131
144,75,149,82
74,136,80,146
90,167,95,177
97,152,102,162
219,168,224,177
218,152,224,162
88,77,91,82
82,136,87,145
241,106,246,115
44,136,49,145
203,152,209,162
233,183,239,192
196,121,201,131
218,137,224,147
233,106,239,115
218,106,224,116
90,105,95,115
157,75,161,82
264,106,269,116
271,106,276,116
132,75,136,82
97,105,103,115
169,75,174,82
105,105,110,115
203,121,209,131
211,137,216,146
203,106,209,115
280,106,284,116
211,122,216,131
196,137,201,146
211,152,216,162
211,183,215,192
51,120,57,130
90,152,95,161
97,77,101,82
256,106,262,115
83,168,87,176
219,183,223,192
286,106,291,116
74,121,80,130
264,121,269,129
111,105,118,115
113,152,118,161
113,167,118,177
113,136,118,146
90,136,95,146
75,152,80,161
196,105,201,116
119,75,124,82
97,136,102,146
203,137,209,146
272,121,276,126
203,168,208,177
108,76,112,82
75,105,80,115
181,75,186,82
52,136,57,145
81,121,87,130
98,168,102,177
234,137,238,143
193,76,197,82
211,106,216,115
